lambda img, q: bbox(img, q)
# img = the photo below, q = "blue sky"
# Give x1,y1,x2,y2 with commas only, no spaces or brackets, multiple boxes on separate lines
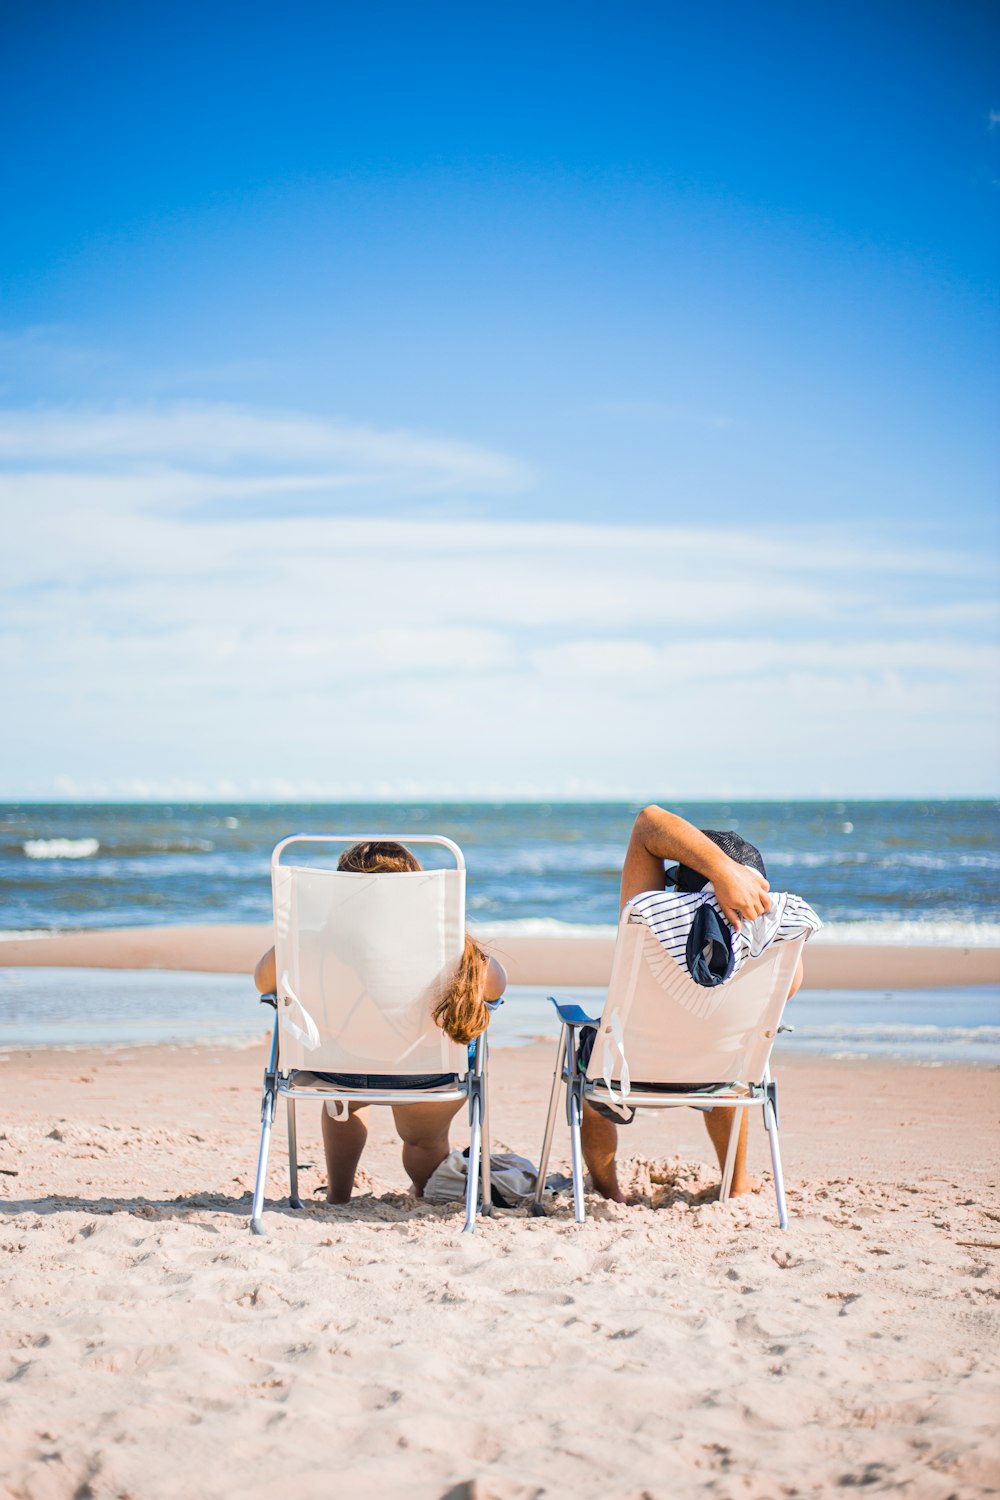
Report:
1,2,997,798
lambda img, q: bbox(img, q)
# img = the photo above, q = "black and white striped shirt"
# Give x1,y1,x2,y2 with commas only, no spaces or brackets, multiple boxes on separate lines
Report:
627,887,822,980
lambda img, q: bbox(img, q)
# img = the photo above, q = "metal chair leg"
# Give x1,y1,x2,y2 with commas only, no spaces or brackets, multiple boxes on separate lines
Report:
250,1086,275,1236
286,1096,303,1210
532,1023,567,1216
718,1107,741,1204
563,1026,586,1224
463,1086,482,1235
250,1014,279,1237
763,1092,789,1230
568,1085,586,1224
479,1044,492,1217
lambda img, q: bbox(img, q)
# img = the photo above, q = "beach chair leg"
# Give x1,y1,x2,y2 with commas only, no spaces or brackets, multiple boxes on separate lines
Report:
463,1083,483,1235
564,1026,586,1224
532,1023,567,1216
718,1107,741,1205
250,1016,279,1237
479,1044,493,1217
568,1085,586,1224
250,1084,276,1236
286,1096,303,1210
763,1087,789,1230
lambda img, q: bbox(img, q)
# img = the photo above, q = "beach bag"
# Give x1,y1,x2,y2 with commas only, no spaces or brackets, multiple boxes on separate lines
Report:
424,1147,543,1208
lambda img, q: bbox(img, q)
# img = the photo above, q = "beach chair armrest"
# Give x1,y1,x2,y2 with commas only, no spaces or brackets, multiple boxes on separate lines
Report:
258,991,278,1010
548,996,601,1028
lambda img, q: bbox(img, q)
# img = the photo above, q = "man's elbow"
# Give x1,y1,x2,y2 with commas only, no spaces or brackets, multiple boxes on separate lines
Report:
632,804,666,848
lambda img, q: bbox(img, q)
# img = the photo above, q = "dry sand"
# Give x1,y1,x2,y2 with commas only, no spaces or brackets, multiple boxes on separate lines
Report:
2,1038,998,1499
2,923,999,987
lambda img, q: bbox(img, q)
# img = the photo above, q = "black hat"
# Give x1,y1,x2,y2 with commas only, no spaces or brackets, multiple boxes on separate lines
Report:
670,829,767,893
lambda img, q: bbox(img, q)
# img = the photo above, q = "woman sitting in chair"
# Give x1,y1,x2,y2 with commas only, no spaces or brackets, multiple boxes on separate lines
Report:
254,840,506,1204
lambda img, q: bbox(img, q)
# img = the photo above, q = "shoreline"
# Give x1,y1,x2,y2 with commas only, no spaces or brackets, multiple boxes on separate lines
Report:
1,921,999,988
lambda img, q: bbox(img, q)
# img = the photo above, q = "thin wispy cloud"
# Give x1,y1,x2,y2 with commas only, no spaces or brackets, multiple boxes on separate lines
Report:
0,402,531,501
1,396,996,798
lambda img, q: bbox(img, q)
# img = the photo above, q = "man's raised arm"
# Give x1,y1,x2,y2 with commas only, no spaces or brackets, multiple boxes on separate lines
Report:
620,805,772,930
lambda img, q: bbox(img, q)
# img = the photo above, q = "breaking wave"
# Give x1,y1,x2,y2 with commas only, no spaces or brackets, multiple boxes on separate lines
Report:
22,838,100,860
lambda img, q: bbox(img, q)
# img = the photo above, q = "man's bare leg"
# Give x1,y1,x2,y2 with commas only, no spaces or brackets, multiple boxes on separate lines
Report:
704,1107,761,1196
392,1098,464,1197
580,1101,626,1202
321,1103,369,1204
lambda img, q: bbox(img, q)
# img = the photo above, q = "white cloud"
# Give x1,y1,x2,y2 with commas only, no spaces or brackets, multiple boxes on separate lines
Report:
1,398,997,797
0,401,530,496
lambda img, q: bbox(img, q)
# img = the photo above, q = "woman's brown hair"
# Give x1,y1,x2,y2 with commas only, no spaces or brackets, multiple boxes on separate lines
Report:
432,933,493,1045
336,839,492,1044
336,840,422,874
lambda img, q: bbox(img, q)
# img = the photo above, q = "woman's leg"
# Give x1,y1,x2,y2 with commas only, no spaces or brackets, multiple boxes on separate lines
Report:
321,1102,369,1204
391,1098,464,1196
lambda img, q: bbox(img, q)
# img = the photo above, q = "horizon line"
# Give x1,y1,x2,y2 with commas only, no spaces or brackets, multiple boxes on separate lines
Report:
3,793,997,807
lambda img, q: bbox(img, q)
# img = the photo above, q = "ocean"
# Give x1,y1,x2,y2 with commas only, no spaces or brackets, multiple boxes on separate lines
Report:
2,800,998,1059
3,799,998,939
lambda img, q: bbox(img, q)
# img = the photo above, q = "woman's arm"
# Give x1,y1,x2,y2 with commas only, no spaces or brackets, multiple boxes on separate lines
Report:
254,946,276,993
620,805,771,929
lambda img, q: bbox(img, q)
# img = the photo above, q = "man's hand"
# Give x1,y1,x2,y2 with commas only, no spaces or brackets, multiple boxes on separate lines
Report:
711,859,771,931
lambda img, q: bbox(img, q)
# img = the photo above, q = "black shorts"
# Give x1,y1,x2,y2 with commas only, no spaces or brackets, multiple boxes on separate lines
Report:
292,1070,459,1091
577,1026,637,1124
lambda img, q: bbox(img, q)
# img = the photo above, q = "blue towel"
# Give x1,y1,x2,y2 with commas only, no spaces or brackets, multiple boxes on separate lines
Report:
685,904,736,986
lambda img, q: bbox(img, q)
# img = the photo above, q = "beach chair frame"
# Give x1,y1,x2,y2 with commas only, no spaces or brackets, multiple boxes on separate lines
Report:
249,834,492,1236
532,916,807,1229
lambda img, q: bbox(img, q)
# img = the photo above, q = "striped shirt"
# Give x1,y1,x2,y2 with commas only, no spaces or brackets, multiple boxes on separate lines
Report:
627,886,822,982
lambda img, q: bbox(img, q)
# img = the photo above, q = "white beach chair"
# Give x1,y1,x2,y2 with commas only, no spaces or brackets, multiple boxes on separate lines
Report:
533,908,807,1228
250,835,492,1235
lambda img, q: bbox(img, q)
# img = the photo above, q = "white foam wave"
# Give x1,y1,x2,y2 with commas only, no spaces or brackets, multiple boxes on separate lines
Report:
794,1025,1000,1040
470,919,618,940
22,838,100,860
471,917,1000,946
815,921,1000,947
765,849,1000,871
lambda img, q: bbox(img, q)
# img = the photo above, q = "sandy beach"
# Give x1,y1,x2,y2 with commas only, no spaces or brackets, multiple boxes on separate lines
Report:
2,923,999,988
2,1031,998,1499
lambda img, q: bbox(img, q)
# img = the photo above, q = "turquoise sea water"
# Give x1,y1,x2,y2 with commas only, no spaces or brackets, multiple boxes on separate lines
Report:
3,799,998,937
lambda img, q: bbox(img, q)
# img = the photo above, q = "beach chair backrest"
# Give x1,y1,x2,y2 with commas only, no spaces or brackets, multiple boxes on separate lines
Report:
271,835,469,1077
586,913,807,1087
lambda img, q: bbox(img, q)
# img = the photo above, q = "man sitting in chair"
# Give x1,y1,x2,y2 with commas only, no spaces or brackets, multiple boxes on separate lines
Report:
581,805,820,1204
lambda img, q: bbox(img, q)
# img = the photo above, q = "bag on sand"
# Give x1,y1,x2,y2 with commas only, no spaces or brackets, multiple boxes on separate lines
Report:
424,1148,546,1209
